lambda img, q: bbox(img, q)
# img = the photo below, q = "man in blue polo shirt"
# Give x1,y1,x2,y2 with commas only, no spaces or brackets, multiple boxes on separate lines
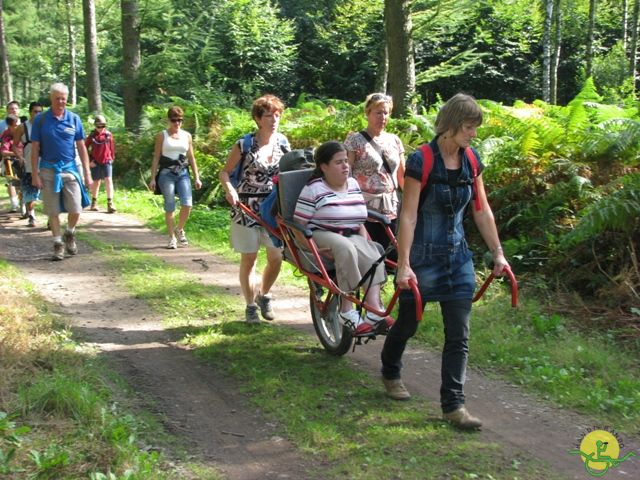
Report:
31,83,93,261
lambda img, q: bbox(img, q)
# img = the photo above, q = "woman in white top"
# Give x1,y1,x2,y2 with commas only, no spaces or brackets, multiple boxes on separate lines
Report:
149,106,202,249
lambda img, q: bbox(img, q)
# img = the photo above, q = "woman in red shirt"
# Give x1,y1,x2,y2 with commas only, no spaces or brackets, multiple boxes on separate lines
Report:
85,115,116,213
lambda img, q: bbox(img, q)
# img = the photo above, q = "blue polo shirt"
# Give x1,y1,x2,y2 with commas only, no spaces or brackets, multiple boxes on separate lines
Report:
31,109,84,167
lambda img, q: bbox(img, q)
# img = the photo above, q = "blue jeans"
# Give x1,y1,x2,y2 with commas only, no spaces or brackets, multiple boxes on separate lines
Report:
381,297,472,413
157,168,192,212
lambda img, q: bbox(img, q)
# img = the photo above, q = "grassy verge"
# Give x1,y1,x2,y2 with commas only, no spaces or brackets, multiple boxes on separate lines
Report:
93,242,559,479
114,188,308,289
116,186,640,435
0,259,219,479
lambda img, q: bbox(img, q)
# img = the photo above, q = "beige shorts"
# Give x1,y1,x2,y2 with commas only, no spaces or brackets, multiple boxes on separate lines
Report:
230,221,280,254
39,168,83,216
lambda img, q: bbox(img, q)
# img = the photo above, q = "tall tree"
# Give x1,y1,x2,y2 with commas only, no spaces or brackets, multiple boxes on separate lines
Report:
630,0,640,83
542,0,554,102
121,0,141,131
384,0,414,117
374,42,388,93
0,0,12,104
65,0,77,106
623,0,629,52
82,0,102,113
551,0,562,104
585,0,597,78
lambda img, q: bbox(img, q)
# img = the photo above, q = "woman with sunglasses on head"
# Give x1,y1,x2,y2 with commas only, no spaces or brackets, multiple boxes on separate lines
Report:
86,115,117,213
149,106,202,249
344,93,405,260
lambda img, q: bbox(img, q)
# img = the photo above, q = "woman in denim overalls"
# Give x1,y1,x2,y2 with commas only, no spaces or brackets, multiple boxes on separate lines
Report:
380,94,509,429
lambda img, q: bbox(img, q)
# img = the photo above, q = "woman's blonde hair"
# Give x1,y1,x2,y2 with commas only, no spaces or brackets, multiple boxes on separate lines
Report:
435,93,483,136
364,92,393,115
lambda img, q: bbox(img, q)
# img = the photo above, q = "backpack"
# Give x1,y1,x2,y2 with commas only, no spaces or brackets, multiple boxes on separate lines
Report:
229,132,290,189
88,130,113,162
418,143,482,212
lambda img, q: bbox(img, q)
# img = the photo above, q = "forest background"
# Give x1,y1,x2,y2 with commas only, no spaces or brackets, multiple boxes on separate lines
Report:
0,0,638,338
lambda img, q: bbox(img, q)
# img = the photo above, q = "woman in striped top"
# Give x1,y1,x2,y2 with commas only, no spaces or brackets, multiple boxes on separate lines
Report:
293,141,392,335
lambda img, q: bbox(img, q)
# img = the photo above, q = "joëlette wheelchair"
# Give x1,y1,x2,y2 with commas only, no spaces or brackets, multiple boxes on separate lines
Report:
239,168,518,356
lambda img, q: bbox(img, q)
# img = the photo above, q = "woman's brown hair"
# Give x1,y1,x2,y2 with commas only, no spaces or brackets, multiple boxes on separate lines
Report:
251,94,284,120
435,93,483,136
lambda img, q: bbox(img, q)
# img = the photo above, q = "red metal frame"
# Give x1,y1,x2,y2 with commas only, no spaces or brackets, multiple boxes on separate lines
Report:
472,265,519,308
237,202,516,330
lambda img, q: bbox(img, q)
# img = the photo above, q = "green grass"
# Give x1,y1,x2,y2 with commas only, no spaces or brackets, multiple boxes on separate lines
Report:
93,242,559,479
415,283,640,434
115,186,640,435
0,260,203,479
114,188,307,289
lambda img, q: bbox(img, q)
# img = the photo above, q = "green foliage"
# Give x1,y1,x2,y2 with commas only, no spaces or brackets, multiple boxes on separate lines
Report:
0,412,29,475
563,173,640,246
207,0,298,105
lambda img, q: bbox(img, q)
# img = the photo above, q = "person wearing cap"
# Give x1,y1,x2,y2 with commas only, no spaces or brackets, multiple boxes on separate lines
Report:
85,114,116,213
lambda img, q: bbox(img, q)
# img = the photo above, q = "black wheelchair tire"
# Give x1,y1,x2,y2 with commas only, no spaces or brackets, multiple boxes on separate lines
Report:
309,282,352,356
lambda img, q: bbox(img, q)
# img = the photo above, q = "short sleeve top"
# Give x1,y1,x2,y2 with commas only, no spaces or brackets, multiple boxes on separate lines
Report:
294,177,367,232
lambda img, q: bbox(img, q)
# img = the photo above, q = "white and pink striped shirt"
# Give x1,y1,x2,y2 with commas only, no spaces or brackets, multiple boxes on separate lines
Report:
294,177,367,232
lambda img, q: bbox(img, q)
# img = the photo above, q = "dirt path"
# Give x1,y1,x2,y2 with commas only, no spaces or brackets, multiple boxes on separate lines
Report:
1,207,638,480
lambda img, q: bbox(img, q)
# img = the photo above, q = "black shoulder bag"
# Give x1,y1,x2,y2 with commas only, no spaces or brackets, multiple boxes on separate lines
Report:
359,130,397,189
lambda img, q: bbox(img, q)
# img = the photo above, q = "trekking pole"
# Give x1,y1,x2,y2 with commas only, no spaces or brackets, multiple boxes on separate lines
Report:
472,265,518,308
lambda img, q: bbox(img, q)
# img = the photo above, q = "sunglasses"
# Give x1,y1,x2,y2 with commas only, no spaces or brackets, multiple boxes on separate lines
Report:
366,93,392,106
95,124,106,128
170,118,184,123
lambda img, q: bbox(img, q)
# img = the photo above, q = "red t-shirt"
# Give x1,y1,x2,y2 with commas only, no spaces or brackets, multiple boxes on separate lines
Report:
85,129,115,165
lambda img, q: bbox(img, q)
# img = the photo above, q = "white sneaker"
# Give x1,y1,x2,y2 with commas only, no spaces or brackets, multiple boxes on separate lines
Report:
175,228,188,246
339,309,362,328
167,236,178,249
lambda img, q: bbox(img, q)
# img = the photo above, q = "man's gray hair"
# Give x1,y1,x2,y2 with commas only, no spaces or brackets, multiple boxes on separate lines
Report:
49,82,69,95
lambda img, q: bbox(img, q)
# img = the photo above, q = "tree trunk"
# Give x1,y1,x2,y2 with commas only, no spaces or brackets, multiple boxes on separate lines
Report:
0,0,13,104
542,0,554,102
66,0,77,106
623,0,629,52
384,0,414,117
585,0,597,78
83,0,102,113
630,0,640,84
121,0,142,132
374,41,388,94
551,0,562,104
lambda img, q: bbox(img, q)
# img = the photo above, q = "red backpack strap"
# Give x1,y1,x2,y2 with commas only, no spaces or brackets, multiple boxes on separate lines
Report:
419,143,434,191
465,147,481,211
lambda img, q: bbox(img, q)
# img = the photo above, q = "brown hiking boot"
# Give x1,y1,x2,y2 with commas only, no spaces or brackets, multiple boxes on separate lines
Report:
443,407,482,430
63,230,78,255
107,201,116,213
90,198,98,211
382,378,411,400
52,241,65,261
